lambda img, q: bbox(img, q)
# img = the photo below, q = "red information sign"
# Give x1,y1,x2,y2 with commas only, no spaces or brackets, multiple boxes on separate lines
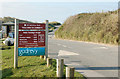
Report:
19,23,45,30
18,31,45,47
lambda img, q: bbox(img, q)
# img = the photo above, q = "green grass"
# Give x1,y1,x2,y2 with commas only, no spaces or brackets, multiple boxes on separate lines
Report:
1,45,85,78
55,10,119,45
2,46,56,78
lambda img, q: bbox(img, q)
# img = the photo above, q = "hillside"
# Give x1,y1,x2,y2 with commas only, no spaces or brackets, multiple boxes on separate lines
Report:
1,17,33,23
55,10,119,45
0,17,61,32
0,17,33,30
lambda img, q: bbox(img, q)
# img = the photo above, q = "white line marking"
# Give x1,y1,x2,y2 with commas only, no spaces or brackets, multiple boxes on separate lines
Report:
66,63,80,66
57,44,61,46
68,47,72,49
94,47,108,49
100,47,108,49
58,50,79,56
62,45,67,47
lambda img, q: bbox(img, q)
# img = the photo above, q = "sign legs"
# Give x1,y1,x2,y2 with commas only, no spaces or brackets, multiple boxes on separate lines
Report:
14,19,19,69
45,20,49,58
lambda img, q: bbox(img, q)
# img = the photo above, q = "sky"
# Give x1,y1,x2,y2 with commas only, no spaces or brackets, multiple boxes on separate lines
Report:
0,0,119,2
0,1,119,23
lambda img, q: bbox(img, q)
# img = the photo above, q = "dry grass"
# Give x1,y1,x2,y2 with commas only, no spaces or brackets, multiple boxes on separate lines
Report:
55,10,119,45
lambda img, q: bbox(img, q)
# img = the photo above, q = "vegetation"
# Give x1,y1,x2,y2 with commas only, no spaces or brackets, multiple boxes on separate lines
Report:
1,17,33,23
55,10,119,45
49,21,61,26
0,17,33,30
1,45,85,78
48,22,61,32
48,24,55,32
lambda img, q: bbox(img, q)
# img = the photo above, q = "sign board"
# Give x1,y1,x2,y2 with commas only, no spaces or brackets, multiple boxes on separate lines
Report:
18,23,47,56
14,19,48,68
18,31,45,47
19,23,45,30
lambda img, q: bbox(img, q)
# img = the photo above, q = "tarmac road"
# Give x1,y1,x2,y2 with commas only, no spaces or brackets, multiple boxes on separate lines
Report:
48,26,119,78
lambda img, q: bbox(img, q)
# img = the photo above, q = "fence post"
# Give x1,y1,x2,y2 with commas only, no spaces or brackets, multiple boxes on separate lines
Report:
47,58,52,67
44,55,47,61
66,67,75,78
14,19,19,69
40,55,44,59
57,59,64,77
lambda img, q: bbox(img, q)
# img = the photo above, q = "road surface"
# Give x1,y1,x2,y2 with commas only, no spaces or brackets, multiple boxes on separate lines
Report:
48,26,119,78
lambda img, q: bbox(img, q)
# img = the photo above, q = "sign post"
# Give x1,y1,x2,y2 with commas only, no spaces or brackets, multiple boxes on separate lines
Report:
0,20,2,39
14,19,19,69
45,20,48,58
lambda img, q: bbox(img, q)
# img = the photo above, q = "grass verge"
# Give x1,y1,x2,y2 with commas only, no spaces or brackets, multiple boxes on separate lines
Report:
1,45,85,78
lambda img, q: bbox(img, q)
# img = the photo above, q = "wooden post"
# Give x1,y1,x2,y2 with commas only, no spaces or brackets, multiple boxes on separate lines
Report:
47,58,52,67
40,55,44,59
5,26,7,38
66,67,75,78
44,55,47,61
45,20,48,58
57,59,64,77
14,19,19,69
